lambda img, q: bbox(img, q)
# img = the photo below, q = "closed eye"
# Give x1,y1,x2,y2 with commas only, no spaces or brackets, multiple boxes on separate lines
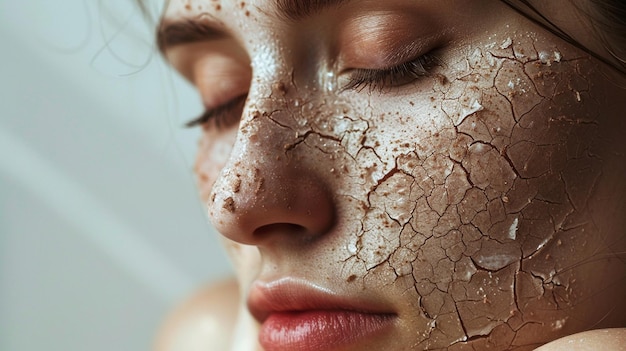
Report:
341,52,442,92
185,94,248,129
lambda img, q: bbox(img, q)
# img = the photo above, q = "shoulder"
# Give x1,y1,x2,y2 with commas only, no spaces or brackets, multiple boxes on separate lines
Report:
154,278,240,351
535,328,626,351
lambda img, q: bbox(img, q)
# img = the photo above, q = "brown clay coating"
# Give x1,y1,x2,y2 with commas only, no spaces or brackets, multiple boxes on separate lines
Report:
167,0,626,349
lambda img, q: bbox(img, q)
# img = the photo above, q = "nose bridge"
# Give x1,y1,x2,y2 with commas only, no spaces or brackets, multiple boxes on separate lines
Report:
207,77,336,246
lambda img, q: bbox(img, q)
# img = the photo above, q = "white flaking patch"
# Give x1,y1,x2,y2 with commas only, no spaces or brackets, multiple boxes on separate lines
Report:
507,80,515,89
539,50,562,65
475,253,518,270
456,99,484,126
539,51,551,65
347,241,358,255
485,51,497,67
333,117,351,135
462,260,478,281
473,143,486,153
500,37,512,49
508,217,519,240
468,47,483,68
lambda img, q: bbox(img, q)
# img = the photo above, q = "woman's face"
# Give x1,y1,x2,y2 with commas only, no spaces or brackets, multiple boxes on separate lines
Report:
161,0,626,349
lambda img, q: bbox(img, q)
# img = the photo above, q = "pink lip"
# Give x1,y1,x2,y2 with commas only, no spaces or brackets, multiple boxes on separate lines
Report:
247,278,396,351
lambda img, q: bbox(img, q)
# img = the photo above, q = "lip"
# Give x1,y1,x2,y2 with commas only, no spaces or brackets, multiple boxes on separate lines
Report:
247,277,396,351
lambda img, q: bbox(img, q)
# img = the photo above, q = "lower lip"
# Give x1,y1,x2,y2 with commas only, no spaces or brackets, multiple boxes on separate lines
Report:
259,310,394,351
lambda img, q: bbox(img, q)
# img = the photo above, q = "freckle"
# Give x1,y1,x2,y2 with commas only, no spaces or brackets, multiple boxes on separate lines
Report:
245,10,250,16
347,275,357,283
215,4,221,10
433,73,447,85
273,81,287,95
232,177,241,193
240,1,246,8
409,101,415,106
254,170,265,193
223,197,235,212
184,3,192,10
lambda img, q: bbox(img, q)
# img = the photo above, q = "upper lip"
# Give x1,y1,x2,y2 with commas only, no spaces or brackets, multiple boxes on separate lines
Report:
247,277,396,323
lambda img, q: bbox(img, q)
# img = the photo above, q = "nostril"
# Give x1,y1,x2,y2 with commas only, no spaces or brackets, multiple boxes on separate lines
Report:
209,166,336,245
253,223,309,238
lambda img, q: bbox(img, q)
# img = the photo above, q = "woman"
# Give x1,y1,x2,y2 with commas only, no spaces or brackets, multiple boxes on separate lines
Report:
154,0,626,350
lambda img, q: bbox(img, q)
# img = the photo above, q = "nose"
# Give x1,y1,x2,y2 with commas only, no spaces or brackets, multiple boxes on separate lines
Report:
207,92,336,247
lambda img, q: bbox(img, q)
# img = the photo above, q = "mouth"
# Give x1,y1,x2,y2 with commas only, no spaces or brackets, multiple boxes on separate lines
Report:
247,277,397,351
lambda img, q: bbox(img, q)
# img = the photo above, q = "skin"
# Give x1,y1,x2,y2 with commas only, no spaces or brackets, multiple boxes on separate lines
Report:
156,0,626,350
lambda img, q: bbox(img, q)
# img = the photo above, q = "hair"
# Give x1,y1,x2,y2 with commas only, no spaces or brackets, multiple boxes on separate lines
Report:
499,0,626,75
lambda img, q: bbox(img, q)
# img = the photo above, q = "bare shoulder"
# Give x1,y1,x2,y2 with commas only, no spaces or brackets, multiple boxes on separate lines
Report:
154,278,240,351
535,328,626,351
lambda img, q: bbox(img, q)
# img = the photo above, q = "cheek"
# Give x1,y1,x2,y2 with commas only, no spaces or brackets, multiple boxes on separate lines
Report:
220,236,262,286
335,35,621,345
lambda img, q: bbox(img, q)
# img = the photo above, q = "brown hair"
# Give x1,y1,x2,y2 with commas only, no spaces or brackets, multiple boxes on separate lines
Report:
500,0,626,74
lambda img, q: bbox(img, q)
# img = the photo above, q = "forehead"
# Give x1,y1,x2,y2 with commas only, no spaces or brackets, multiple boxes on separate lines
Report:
163,0,354,22
158,0,466,53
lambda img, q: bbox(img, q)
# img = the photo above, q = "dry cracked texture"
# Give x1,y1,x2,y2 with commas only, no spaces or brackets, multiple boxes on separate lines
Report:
194,27,626,350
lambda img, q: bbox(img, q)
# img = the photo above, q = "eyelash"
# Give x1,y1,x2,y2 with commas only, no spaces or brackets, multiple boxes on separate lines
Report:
185,53,441,128
342,53,442,92
185,94,247,128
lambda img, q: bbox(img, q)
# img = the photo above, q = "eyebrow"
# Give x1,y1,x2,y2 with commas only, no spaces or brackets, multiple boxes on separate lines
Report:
157,0,353,53
157,19,226,54
275,0,352,21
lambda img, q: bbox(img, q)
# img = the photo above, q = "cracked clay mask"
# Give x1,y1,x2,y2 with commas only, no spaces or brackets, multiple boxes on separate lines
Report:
162,0,626,349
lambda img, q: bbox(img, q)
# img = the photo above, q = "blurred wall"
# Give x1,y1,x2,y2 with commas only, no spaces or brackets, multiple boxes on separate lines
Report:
0,1,232,350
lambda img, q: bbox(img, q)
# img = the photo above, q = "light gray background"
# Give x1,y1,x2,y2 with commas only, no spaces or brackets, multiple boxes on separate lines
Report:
0,1,233,350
